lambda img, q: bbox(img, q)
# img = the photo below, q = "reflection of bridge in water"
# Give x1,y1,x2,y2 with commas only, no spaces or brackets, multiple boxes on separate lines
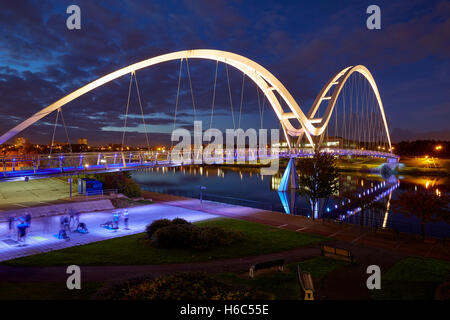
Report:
276,175,399,225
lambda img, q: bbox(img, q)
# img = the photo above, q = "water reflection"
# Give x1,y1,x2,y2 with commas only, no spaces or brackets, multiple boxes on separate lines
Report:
130,166,449,238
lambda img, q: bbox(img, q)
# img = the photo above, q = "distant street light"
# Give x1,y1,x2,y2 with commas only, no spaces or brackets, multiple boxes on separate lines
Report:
199,186,207,203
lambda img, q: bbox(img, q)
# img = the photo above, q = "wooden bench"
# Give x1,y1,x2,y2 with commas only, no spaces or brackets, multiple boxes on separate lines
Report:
249,259,284,279
320,245,354,263
297,265,315,300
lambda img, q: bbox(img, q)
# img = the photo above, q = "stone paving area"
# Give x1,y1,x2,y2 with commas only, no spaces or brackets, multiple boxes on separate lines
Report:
0,203,217,262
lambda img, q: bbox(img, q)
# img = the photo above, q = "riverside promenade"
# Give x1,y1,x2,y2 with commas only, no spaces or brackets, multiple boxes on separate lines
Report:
144,191,450,261
0,190,448,263
0,202,217,262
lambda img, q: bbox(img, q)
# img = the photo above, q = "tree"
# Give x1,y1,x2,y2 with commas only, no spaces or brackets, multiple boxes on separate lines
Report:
297,149,339,220
94,172,142,198
391,190,449,240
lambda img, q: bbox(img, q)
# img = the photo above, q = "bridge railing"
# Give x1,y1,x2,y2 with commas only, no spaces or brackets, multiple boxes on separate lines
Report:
0,147,398,178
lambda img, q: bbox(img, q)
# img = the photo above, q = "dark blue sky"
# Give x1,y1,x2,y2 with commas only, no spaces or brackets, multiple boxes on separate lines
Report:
0,0,448,146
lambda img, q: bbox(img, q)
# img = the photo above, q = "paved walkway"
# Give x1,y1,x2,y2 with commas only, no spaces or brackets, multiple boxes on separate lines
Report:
144,191,450,261
0,245,321,283
0,203,217,262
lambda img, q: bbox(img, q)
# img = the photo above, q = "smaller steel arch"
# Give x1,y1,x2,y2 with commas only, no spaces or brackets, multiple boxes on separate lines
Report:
305,65,392,151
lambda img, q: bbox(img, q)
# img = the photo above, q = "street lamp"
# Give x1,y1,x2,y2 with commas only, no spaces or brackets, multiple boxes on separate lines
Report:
199,186,207,203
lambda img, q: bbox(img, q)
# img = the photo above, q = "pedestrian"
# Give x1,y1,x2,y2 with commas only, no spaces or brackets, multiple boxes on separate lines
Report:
123,209,129,230
74,210,80,227
113,212,120,230
24,212,31,231
16,219,29,245
68,207,76,227
60,214,66,228
7,214,16,236
63,215,71,232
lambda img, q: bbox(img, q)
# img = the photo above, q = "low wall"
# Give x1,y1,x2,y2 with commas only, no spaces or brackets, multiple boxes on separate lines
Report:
0,199,115,221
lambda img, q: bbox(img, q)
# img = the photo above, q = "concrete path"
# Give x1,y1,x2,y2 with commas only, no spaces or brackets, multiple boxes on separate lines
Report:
0,245,321,283
0,203,217,262
144,191,450,261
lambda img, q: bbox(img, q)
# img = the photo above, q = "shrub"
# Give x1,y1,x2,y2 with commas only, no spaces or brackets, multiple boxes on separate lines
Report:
153,223,243,250
123,272,257,300
153,224,200,249
171,217,190,225
146,219,172,239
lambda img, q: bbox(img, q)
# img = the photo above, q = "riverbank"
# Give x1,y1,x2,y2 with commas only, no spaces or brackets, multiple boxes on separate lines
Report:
141,191,450,261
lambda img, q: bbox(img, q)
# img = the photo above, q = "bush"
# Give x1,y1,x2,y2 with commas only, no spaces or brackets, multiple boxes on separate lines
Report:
146,219,172,239
171,217,189,225
153,223,243,250
153,224,200,249
123,272,258,300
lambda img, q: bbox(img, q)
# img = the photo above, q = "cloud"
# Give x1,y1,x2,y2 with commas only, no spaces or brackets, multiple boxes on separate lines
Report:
0,0,448,146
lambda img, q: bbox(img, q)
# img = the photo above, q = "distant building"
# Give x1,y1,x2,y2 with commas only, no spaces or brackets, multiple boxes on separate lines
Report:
14,137,28,147
78,138,88,145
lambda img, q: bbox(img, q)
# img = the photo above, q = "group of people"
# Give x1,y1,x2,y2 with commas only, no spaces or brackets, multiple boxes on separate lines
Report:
58,207,87,239
102,209,129,231
7,212,32,244
6,206,130,244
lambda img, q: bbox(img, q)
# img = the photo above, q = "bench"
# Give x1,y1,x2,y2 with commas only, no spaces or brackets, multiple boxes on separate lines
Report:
249,259,284,279
297,265,315,300
320,245,354,263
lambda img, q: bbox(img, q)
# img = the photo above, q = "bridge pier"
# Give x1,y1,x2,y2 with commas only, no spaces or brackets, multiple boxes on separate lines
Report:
278,157,299,192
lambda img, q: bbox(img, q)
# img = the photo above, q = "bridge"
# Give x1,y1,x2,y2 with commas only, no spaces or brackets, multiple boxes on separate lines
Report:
0,49,398,181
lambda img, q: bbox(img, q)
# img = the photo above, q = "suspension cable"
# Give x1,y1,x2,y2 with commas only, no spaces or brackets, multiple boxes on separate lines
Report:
121,72,133,151
255,85,263,129
238,72,245,129
225,64,235,130
133,72,151,153
173,58,183,133
59,108,72,153
49,109,60,156
185,58,197,121
210,60,218,129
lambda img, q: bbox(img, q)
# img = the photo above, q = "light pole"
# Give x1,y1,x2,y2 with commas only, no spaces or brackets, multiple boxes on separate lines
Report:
199,186,207,203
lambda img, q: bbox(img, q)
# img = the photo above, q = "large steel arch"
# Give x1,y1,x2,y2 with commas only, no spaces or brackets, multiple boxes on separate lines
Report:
0,49,392,151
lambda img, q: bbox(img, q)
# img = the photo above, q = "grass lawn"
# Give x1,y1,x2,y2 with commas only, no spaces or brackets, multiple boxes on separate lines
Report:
0,257,345,300
372,256,450,300
215,257,349,300
0,281,103,300
2,218,327,267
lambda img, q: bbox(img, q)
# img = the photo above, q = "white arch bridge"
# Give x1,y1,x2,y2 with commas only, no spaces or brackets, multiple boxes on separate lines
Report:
0,49,398,181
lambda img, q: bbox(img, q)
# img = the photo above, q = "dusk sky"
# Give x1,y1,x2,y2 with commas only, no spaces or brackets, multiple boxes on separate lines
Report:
0,0,449,146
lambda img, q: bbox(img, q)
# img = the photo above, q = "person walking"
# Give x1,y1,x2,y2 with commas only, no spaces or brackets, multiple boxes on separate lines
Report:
123,209,129,230
7,214,16,237
113,212,120,231
68,207,76,227
74,210,80,228
24,212,31,232
16,218,29,245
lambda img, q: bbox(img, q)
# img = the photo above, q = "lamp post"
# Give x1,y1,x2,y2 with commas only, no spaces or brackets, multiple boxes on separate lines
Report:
199,186,207,203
